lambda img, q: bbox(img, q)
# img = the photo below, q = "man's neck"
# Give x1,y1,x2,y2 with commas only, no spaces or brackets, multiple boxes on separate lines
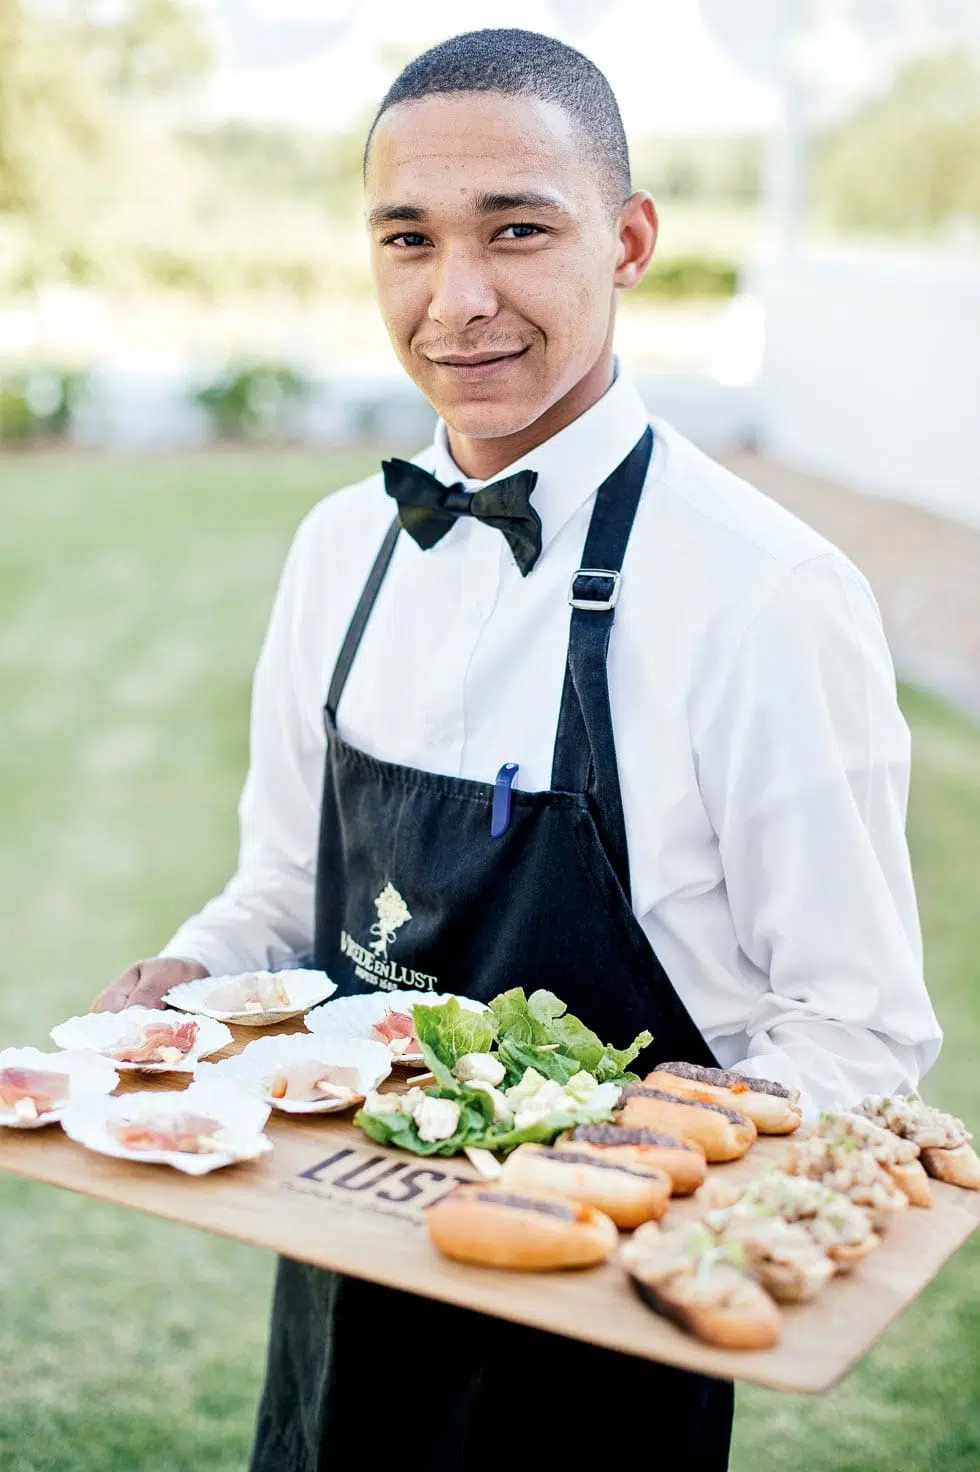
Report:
446,347,615,481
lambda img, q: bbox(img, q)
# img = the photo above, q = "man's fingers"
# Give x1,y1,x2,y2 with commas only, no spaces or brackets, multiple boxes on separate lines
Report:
91,965,142,1013
126,972,178,1011
91,958,209,1014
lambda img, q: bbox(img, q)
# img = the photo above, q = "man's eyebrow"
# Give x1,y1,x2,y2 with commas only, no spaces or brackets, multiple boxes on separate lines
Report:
471,190,570,215
367,190,570,231
367,203,427,229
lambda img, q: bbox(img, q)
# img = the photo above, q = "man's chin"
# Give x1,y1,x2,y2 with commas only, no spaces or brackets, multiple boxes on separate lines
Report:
432,395,546,442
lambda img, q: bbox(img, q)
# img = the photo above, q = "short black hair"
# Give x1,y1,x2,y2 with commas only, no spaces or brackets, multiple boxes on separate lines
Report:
364,28,631,214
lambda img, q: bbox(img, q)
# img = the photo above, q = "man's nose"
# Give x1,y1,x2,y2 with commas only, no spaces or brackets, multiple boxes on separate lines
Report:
427,248,498,331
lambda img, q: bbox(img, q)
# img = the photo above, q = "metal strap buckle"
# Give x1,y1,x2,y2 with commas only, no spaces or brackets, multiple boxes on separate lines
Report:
568,568,621,612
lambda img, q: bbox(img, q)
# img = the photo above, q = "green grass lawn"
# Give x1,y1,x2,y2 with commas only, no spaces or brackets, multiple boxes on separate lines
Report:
0,452,977,1471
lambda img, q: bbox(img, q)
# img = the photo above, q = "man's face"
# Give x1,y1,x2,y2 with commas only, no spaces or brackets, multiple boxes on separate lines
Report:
364,92,627,441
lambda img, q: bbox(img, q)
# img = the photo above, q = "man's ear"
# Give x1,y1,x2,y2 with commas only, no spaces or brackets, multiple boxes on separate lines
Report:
613,192,659,289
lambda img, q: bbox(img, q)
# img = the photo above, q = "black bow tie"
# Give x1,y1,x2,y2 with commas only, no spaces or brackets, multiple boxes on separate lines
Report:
381,459,541,576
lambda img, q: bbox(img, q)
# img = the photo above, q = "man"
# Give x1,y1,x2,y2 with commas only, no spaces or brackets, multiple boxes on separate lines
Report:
95,27,941,1470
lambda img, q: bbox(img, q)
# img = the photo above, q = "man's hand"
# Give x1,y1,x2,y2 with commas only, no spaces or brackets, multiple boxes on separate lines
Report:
92,958,209,1013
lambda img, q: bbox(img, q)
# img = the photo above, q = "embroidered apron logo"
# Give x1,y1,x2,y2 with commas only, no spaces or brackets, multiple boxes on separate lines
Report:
339,881,440,992
369,882,411,958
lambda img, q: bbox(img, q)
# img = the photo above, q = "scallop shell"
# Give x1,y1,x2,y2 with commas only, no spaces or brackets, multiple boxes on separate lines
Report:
196,1034,392,1114
303,990,487,1068
60,1080,273,1175
0,1046,119,1129
163,969,336,1026
51,1007,233,1073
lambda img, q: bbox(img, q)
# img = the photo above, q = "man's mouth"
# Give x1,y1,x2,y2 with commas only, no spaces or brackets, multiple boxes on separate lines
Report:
426,346,530,370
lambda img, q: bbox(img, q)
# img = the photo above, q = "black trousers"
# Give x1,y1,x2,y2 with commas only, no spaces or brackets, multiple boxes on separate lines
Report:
249,1258,735,1471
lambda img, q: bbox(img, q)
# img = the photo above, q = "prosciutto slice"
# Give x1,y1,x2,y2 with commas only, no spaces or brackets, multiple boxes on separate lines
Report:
207,975,291,1013
107,1112,224,1154
369,1010,420,1056
0,1066,71,1116
109,1018,200,1064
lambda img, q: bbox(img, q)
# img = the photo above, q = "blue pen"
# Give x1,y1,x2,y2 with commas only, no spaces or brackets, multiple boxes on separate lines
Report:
490,763,519,838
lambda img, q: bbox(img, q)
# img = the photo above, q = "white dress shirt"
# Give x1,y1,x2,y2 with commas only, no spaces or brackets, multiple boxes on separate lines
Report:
161,368,942,1114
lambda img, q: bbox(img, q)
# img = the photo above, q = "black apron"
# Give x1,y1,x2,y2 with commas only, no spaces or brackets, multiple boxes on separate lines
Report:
249,429,735,1471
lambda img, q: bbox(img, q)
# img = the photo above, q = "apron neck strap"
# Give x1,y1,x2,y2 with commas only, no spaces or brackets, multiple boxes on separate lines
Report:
550,425,655,900
325,514,401,727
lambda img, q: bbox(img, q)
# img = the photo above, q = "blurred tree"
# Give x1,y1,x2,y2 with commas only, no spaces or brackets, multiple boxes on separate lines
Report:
813,48,980,236
631,136,762,205
0,0,211,277
69,0,212,96
0,1,107,220
182,117,369,221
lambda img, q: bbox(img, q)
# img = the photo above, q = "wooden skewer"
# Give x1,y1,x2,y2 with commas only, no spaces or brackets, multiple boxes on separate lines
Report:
463,1146,504,1179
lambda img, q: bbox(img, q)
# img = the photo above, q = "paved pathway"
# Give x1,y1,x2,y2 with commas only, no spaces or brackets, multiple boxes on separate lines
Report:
721,453,980,721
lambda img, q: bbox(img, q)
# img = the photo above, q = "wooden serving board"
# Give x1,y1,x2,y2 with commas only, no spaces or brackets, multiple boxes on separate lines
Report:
0,1022,977,1394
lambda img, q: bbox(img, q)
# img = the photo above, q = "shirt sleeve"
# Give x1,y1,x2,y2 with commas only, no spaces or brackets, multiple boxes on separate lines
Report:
696,551,942,1116
158,517,325,977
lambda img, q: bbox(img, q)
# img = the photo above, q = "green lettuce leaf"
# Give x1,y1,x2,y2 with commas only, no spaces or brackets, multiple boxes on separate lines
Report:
491,987,652,1086
488,987,537,1043
355,1068,619,1158
497,1035,581,1088
354,1085,495,1157
563,1070,601,1104
411,997,498,1088
482,1093,619,1153
591,1038,654,1084
528,989,568,1033
481,1109,582,1153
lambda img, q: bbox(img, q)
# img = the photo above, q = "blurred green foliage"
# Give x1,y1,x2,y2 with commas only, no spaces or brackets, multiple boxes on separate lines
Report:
193,363,312,440
632,253,738,300
632,135,762,206
0,0,210,239
0,366,87,442
813,50,980,237
180,120,368,222
131,245,366,300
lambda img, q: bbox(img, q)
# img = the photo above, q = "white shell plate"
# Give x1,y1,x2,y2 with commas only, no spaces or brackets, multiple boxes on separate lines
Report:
50,1007,233,1072
163,969,336,1026
60,1080,273,1175
303,990,487,1067
196,1034,392,1113
0,1046,119,1129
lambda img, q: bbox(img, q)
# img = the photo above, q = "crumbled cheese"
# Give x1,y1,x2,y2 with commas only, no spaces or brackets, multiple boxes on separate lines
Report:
401,1087,427,1120
415,1097,461,1143
453,1052,506,1087
466,1080,513,1123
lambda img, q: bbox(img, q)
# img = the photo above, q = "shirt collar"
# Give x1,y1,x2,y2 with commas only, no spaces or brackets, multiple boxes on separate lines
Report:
423,363,651,556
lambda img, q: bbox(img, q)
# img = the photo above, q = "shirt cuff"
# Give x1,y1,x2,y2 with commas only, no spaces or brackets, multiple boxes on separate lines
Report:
156,939,240,980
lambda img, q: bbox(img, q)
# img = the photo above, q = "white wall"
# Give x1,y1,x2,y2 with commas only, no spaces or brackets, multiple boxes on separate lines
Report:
751,247,980,529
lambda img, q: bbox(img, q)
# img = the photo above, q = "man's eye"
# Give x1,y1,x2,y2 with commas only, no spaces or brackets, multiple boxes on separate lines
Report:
497,223,543,240
384,233,429,248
